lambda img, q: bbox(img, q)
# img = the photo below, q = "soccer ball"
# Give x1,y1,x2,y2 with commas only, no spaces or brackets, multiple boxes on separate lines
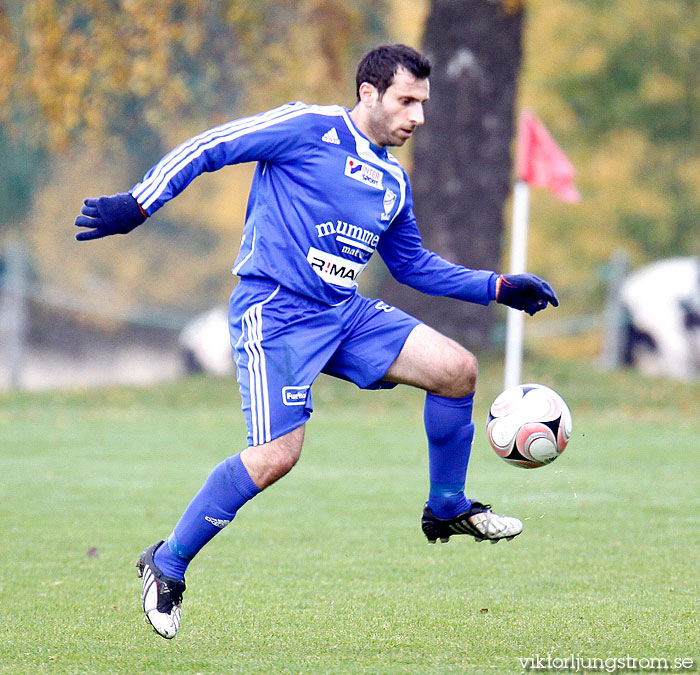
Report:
487,383,572,469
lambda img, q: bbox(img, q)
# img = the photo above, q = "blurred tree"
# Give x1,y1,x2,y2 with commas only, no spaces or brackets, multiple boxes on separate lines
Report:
0,131,45,224
520,0,700,295
1,0,385,319
4,0,384,153
555,0,700,261
0,4,44,226
381,0,524,348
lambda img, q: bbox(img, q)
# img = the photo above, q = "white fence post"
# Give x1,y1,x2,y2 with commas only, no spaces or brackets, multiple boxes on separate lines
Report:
1,242,29,390
600,249,629,370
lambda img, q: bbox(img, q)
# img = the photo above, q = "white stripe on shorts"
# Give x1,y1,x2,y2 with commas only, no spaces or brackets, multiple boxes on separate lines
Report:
239,285,280,445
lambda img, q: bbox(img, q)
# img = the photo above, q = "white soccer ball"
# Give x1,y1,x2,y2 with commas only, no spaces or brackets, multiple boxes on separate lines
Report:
487,383,572,469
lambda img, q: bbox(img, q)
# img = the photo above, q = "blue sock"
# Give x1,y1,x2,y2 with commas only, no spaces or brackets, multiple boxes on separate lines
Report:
424,392,475,519
153,453,260,580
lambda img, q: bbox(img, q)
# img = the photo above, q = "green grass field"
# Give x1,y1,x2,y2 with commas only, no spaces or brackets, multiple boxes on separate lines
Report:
1,357,698,674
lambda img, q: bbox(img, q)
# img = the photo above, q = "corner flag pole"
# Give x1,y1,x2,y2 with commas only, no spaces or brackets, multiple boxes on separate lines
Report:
504,179,530,390
504,110,580,390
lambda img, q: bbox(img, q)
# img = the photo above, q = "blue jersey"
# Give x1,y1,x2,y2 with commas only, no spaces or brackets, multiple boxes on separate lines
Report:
131,102,496,307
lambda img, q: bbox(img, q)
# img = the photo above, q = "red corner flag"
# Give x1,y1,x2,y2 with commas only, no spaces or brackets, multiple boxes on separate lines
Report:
516,109,580,203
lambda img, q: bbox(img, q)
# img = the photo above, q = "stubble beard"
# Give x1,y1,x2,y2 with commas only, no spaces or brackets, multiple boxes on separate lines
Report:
366,107,404,148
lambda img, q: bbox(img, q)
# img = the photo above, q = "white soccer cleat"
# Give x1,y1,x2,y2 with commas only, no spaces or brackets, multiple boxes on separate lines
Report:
422,502,523,544
136,541,186,639
467,509,523,542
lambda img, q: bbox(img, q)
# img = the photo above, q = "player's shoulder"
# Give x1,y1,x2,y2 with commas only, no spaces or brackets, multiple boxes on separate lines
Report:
268,102,346,126
252,102,345,144
260,102,350,150
286,103,348,139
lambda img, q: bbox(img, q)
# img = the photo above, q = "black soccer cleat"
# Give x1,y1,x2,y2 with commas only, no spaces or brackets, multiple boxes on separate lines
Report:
136,541,186,639
421,501,523,544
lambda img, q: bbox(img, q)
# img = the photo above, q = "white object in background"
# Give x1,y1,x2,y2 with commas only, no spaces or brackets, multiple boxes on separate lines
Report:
504,180,530,390
179,307,234,376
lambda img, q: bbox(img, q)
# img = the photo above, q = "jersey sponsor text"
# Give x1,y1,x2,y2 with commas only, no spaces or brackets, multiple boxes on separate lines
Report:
306,247,367,288
282,386,310,406
344,157,383,190
315,220,379,252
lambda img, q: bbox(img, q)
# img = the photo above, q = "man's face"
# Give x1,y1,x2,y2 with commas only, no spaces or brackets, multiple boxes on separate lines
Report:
363,67,429,148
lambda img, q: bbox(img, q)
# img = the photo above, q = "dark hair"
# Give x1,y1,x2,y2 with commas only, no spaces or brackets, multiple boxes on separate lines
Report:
355,44,431,100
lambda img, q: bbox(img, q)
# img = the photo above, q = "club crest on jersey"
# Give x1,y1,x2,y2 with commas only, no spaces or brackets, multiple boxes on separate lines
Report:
381,188,397,221
344,157,383,190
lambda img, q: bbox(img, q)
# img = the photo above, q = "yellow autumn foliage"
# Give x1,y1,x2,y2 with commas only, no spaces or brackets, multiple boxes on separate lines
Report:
2,0,698,340
4,0,386,320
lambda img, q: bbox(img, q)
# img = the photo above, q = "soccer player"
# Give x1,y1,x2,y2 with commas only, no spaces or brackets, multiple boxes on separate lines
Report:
74,44,558,639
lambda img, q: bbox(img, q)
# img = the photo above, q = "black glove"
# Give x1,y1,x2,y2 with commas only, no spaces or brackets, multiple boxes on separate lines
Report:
496,273,559,316
74,193,147,241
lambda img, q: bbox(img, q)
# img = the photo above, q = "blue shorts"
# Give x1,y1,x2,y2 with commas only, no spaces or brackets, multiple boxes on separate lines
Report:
229,277,420,446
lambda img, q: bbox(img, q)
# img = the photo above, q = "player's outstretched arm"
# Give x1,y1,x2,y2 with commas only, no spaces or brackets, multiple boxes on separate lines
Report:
495,273,559,316
74,192,147,241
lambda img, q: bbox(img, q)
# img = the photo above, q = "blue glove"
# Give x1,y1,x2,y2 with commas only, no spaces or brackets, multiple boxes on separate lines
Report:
496,273,559,316
74,193,147,241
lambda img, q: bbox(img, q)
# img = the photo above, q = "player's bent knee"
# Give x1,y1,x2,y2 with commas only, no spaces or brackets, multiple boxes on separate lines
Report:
271,443,301,476
437,348,477,398
266,441,302,480
241,425,304,489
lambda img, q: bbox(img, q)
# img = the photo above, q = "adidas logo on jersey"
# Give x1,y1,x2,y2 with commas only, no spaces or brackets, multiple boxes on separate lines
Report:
322,128,340,145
